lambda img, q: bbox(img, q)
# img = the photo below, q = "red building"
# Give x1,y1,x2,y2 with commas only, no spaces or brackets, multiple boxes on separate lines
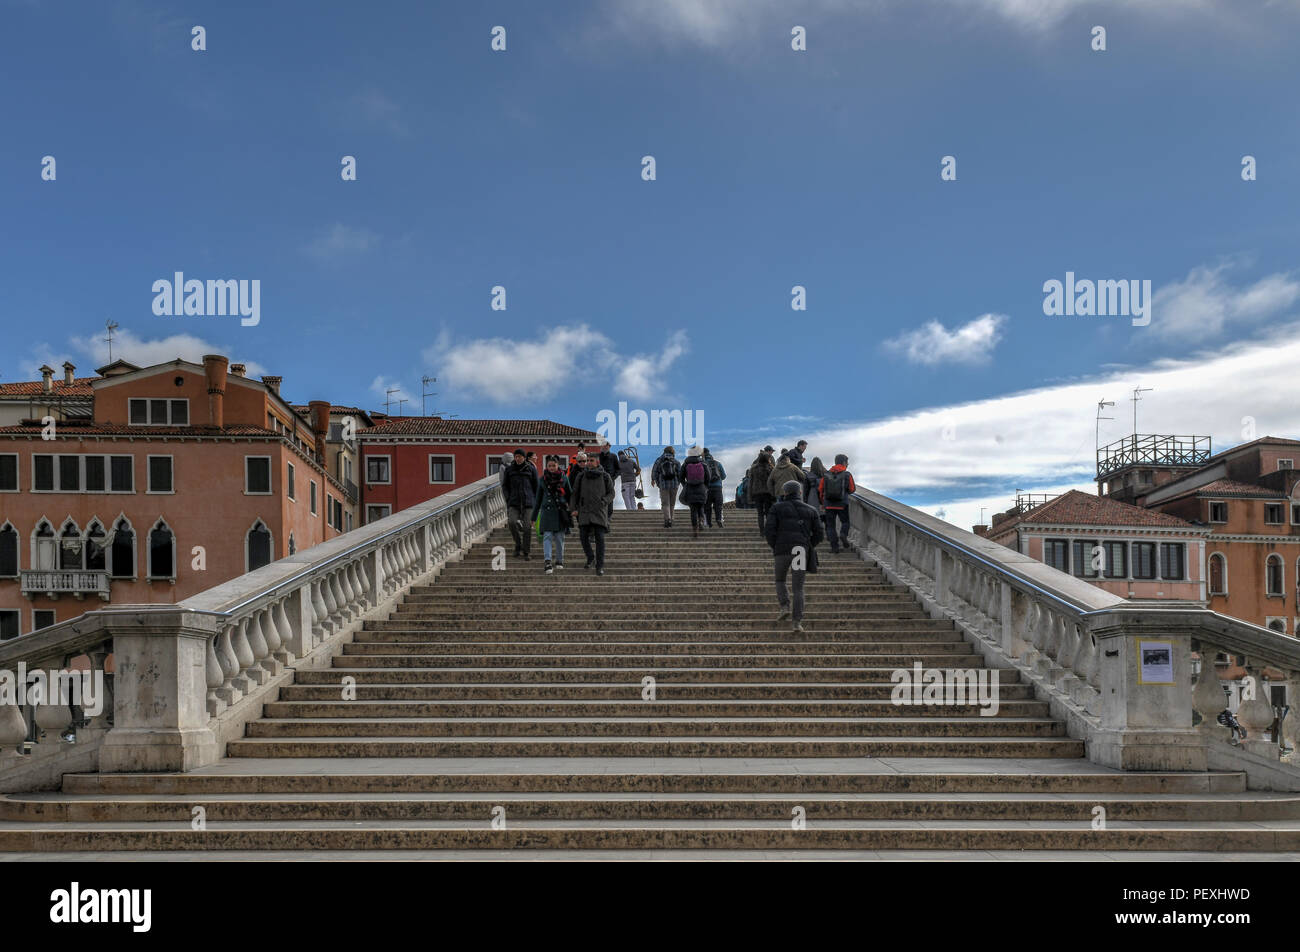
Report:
358,417,599,522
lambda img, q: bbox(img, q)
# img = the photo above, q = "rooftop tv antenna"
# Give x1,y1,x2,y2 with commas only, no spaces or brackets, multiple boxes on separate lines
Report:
421,376,438,417
1131,387,1153,434
104,320,120,362
385,387,401,415
1096,399,1116,452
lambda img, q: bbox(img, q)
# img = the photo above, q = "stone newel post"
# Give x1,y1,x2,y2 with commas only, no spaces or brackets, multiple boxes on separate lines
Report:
98,608,220,772
1086,609,1206,771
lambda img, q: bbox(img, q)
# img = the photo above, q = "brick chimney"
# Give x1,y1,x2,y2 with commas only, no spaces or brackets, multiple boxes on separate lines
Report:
230,363,246,377
261,375,282,396
202,354,228,428
972,524,990,537
62,361,76,385
39,365,54,393
308,400,331,463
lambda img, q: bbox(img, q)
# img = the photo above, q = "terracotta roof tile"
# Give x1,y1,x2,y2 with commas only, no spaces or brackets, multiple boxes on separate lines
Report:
0,377,97,397
1012,490,1198,529
1195,479,1286,499
360,418,599,439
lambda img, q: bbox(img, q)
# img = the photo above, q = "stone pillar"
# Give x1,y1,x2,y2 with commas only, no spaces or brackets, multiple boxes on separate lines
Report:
98,608,220,772
1086,609,1206,771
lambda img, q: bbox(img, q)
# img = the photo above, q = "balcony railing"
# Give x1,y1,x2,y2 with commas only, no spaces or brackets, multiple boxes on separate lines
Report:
1096,434,1212,479
19,570,111,601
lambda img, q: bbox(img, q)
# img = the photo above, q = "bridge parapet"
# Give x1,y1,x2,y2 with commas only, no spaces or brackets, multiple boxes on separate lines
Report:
0,475,506,789
847,490,1300,788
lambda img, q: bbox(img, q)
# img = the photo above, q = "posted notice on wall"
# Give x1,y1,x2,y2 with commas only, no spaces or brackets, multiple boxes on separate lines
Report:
1137,640,1174,685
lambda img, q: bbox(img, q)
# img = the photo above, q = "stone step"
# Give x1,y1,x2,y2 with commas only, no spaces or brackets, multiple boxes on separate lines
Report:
328,653,983,669
7,823,1296,852
303,668,1019,684
222,737,1087,758
7,792,1294,823
262,700,1051,717
59,766,1247,796
340,641,974,657
279,681,1034,699
244,717,1059,738
354,629,960,643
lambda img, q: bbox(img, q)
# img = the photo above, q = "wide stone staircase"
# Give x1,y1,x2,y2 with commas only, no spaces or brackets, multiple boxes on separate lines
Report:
2,509,1299,855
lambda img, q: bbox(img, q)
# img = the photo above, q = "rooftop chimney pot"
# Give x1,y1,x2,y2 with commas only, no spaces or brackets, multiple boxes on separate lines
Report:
61,361,76,385
39,365,54,393
261,375,282,396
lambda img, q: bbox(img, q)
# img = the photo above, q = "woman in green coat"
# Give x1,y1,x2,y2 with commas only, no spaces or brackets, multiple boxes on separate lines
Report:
532,456,572,574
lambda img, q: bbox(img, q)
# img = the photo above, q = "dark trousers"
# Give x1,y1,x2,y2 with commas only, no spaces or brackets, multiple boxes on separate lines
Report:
580,524,606,569
754,494,773,536
824,508,850,551
774,553,807,621
688,502,706,529
507,505,531,555
706,486,724,526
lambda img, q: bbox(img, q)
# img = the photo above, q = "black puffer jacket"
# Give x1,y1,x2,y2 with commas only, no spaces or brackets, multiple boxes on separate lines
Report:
764,497,825,556
501,461,537,509
679,455,709,505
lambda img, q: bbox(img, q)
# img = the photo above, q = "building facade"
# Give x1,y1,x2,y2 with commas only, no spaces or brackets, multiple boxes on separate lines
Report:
358,417,599,523
0,355,355,639
981,490,1209,603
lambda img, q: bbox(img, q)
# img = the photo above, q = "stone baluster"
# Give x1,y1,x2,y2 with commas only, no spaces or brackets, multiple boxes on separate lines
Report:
244,610,270,684
205,633,226,716
257,608,283,676
273,598,295,664
310,579,329,637
215,620,242,705
1235,661,1277,759
329,570,348,622
231,617,256,693
1280,670,1299,762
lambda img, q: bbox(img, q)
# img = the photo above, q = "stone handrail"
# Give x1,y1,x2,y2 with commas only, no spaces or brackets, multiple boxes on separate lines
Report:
846,489,1300,788
0,475,507,787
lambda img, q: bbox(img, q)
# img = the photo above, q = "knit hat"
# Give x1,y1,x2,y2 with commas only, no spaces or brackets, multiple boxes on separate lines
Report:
688,445,702,456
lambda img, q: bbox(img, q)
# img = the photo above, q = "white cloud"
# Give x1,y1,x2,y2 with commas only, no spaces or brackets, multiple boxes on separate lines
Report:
1152,263,1300,341
711,318,1300,532
615,330,689,400
304,223,379,261
884,313,1006,366
47,327,267,378
342,89,407,137
600,0,1223,47
425,325,689,404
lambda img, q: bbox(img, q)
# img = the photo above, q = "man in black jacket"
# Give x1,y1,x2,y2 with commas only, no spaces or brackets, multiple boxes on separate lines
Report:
764,479,824,633
501,448,537,560
598,441,619,529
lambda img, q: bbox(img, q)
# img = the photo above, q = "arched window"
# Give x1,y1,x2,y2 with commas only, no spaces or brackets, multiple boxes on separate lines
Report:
1266,554,1284,597
86,521,107,572
148,520,175,579
1208,553,1226,596
109,517,135,579
0,523,17,577
33,521,56,571
247,521,272,572
1268,618,1287,633
59,520,83,571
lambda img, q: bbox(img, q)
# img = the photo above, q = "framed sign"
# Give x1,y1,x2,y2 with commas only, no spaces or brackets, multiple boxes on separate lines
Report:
1137,640,1174,685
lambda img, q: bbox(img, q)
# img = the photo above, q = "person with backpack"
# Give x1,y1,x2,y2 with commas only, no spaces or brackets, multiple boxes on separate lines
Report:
501,448,537,561
806,457,827,522
617,449,640,513
736,475,750,509
570,452,615,575
767,451,803,501
765,479,825,633
679,446,710,539
819,454,857,554
702,448,727,529
747,446,776,537
650,446,680,528
531,455,572,574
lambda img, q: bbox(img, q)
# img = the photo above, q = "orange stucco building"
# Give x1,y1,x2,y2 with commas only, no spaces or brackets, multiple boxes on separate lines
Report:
0,355,355,639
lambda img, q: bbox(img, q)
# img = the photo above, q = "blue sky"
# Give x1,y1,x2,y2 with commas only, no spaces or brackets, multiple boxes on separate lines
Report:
4,0,1299,526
